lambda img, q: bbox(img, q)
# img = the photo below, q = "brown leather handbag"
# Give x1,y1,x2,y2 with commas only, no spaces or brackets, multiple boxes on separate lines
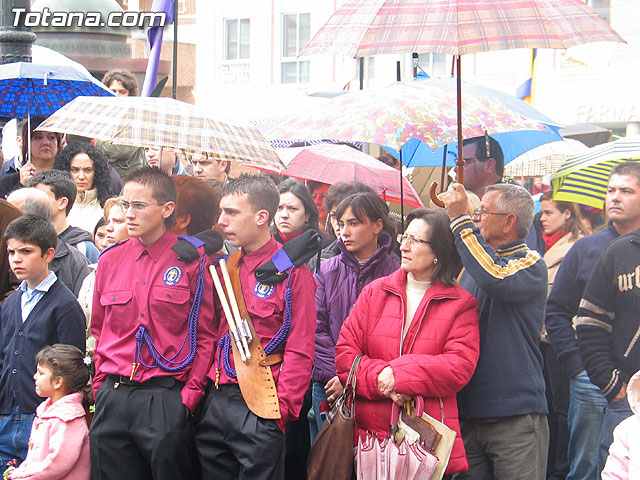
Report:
307,354,363,480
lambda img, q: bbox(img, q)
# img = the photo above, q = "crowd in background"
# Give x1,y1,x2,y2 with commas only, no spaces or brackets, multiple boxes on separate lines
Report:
0,69,637,480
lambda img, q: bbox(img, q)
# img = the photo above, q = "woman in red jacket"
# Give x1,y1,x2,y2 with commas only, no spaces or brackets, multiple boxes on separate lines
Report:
335,208,480,476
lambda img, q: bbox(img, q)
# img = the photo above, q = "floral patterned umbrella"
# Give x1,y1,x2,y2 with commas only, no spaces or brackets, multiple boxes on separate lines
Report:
267,81,555,153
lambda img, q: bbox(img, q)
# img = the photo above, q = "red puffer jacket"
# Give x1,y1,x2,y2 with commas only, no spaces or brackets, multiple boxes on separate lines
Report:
335,268,480,475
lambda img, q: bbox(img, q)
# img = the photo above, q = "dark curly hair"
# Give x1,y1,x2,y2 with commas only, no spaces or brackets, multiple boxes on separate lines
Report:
54,142,113,207
102,69,138,96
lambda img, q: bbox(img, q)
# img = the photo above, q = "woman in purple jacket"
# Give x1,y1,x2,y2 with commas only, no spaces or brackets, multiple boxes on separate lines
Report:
310,192,399,441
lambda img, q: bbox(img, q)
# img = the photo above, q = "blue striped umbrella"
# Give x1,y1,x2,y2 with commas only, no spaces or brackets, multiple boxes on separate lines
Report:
551,136,640,209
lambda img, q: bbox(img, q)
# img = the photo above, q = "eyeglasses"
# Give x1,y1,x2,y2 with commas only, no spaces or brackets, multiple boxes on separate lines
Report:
472,209,510,219
463,157,480,166
397,233,431,246
117,200,167,212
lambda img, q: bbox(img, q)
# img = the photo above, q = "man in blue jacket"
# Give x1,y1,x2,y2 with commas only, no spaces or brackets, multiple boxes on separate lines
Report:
547,161,640,478
442,182,548,480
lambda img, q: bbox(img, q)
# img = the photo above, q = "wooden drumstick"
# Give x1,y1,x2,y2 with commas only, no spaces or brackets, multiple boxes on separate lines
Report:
219,259,252,359
209,265,247,363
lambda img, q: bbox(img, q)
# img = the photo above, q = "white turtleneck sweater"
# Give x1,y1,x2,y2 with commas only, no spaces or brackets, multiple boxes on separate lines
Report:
403,273,432,340
68,188,102,234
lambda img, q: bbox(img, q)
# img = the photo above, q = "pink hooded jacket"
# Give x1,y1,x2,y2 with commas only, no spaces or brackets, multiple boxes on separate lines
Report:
10,392,90,480
602,370,640,480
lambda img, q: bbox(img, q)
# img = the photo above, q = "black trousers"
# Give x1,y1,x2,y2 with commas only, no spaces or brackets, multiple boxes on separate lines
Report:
195,383,285,480
540,341,570,480
90,375,194,480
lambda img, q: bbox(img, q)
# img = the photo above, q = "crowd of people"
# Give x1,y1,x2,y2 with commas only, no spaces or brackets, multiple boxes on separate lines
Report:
0,69,638,480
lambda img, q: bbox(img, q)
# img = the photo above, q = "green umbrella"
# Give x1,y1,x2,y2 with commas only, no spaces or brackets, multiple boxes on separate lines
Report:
552,137,640,209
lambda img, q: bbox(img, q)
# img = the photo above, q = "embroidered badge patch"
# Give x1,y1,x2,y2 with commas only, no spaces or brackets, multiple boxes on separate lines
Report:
163,266,182,286
254,281,275,299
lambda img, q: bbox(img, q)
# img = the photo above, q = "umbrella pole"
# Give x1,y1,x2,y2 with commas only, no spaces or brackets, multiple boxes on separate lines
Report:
27,111,31,164
456,55,464,186
399,149,404,233
440,144,447,193
429,55,464,208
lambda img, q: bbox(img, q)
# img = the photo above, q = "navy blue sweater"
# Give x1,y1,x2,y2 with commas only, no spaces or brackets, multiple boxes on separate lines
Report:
451,215,548,419
0,279,85,415
545,224,618,380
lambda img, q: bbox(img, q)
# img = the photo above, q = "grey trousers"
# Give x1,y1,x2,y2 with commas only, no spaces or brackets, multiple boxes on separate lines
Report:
456,414,549,480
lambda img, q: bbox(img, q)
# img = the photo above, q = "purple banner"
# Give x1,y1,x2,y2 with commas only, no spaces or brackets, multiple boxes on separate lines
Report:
141,0,175,97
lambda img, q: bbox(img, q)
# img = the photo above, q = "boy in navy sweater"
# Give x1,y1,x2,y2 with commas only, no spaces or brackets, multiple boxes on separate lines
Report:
0,215,85,467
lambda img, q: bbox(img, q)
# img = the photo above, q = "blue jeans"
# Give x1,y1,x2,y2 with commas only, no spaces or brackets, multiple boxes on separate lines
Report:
0,405,34,468
310,381,328,445
599,395,632,473
567,372,632,480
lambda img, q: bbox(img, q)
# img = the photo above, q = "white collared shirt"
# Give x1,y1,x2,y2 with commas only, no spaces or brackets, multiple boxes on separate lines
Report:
19,271,57,322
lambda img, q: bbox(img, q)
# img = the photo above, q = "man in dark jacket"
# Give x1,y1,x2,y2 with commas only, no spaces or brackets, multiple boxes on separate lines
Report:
442,182,549,480
571,162,640,475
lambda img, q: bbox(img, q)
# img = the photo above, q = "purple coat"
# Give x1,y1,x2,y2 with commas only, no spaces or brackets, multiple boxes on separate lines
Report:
312,232,399,383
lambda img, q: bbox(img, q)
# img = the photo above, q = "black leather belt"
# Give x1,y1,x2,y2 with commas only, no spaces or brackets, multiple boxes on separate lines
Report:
107,374,179,389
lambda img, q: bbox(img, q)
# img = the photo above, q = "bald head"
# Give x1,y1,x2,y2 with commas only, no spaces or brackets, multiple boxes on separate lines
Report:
7,187,52,221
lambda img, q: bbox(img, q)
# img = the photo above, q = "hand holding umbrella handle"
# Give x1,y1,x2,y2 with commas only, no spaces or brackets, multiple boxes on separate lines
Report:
430,159,465,208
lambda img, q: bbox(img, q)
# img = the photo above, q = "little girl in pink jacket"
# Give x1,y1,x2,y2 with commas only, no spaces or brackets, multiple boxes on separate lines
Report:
602,369,640,480
5,344,91,480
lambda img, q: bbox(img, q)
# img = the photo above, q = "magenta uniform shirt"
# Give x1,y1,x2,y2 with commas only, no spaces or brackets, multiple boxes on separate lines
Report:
92,229,217,412
208,236,317,429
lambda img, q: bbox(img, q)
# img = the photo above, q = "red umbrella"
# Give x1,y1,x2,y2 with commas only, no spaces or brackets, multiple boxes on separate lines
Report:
300,0,626,206
250,144,424,208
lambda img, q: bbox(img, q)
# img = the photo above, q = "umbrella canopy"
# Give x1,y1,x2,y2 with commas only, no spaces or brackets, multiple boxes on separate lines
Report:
504,139,589,178
0,62,114,118
299,0,625,203
267,81,555,153
551,136,640,209
301,0,625,58
386,76,563,167
37,96,283,169
265,144,423,208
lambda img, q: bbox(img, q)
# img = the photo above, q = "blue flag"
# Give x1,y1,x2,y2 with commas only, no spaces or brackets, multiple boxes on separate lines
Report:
141,0,175,97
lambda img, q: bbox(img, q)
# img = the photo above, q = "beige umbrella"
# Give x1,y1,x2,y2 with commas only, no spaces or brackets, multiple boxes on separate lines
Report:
504,139,589,178
36,95,283,170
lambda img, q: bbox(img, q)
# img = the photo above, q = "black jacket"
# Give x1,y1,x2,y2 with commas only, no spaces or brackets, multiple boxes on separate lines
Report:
576,227,640,401
51,238,90,296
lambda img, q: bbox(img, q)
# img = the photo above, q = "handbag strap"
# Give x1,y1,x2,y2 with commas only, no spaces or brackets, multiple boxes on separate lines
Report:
343,354,363,408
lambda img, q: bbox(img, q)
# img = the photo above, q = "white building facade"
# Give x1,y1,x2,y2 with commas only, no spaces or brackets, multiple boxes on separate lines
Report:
194,0,640,135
